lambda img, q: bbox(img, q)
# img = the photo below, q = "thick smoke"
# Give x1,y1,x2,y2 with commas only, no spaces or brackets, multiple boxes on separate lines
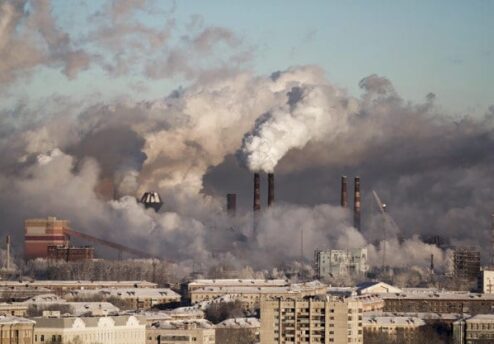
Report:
239,67,358,172
1,0,493,281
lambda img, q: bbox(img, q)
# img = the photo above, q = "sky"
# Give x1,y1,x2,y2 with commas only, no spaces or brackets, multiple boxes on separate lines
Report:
4,0,493,116
1,0,494,271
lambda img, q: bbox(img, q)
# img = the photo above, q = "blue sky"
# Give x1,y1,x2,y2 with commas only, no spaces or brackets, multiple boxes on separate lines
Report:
8,0,494,116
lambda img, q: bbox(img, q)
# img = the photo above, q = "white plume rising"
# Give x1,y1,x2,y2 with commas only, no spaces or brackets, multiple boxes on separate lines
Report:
239,75,357,172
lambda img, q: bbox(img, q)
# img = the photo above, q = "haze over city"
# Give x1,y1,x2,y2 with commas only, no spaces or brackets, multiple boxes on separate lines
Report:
0,1,493,343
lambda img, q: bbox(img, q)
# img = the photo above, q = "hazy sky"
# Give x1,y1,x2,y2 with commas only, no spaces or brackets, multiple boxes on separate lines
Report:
5,0,493,116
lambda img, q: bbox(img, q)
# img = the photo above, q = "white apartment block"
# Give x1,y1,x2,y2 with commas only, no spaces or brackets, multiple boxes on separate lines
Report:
260,296,363,344
33,315,146,344
314,248,368,279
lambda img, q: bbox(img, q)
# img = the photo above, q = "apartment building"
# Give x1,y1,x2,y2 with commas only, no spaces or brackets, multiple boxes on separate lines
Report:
453,314,494,344
260,296,363,344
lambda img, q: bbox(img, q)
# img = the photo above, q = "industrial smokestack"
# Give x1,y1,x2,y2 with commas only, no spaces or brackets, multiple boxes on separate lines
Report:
226,193,237,216
5,235,10,271
253,173,261,212
340,176,348,208
491,214,494,266
354,176,361,231
268,173,274,207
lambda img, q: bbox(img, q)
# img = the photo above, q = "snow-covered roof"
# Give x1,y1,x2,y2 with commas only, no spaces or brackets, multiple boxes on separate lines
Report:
150,319,214,330
364,316,426,327
0,315,35,325
216,317,260,329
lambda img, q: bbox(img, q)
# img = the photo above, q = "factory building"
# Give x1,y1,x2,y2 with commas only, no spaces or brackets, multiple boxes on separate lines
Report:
146,319,215,344
314,248,369,279
453,247,480,281
24,217,69,259
47,245,94,262
260,296,363,344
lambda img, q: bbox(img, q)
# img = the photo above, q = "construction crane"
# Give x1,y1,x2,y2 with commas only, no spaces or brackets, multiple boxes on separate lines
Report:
63,228,159,260
372,190,401,270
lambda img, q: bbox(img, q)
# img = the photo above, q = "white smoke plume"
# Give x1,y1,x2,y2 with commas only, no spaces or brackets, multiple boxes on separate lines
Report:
239,67,358,172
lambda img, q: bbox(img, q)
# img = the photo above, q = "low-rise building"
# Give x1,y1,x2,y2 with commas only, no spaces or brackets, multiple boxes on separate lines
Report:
0,302,28,316
65,288,181,310
190,281,327,310
260,296,363,344
381,290,494,314
314,248,369,279
0,316,35,344
215,317,260,344
453,314,494,344
33,315,145,344
146,319,215,344
21,293,120,316
0,280,157,296
363,315,425,341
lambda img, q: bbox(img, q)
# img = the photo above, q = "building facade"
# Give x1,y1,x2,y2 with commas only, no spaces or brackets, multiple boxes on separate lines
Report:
190,281,327,310
0,316,35,344
314,248,368,279
453,247,481,281
33,315,145,344
260,297,363,344
25,217,69,259
453,314,494,344
215,317,260,344
47,245,94,262
146,319,215,344
479,269,494,293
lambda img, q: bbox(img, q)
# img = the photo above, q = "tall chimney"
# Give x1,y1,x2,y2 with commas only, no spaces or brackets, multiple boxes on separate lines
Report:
253,173,261,212
340,176,348,208
354,176,361,231
491,214,494,266
268,173,274,207
5,235,10,271
226,193,237,216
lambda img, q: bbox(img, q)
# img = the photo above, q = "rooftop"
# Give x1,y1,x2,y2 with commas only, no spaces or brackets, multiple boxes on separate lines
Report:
216,317,260,329
364,316,426,327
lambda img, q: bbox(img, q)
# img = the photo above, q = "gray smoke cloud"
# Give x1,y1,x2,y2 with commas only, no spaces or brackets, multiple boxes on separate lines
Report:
1,0,493,278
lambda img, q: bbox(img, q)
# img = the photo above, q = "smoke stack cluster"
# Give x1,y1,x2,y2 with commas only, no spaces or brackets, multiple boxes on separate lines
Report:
354,176,361,231
340,176,348,208
226,193,237,216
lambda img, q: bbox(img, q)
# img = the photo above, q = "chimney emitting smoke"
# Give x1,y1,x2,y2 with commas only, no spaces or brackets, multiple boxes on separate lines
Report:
268,173,274,207
354,176,361,231
340,176,348,208
227,193,237,216
253,173,261,212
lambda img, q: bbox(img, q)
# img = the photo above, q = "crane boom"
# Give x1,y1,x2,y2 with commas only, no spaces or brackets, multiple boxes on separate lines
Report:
63,228,157,259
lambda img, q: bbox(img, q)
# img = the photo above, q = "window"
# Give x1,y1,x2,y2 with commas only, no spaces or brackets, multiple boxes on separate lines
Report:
41,335,44,342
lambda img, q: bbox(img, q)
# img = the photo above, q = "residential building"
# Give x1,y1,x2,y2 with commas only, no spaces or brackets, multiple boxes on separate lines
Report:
260,296,363,344
479,269,494,293
65,288,181,310
453,247,480,281
33,315,145,344
0,316,35,344
190,281,327,310
314,248,368,279
146,319,215,344
215,317,260,344
453,314,494,344
0,303,28,316
0,280,157,296
363,316,425,342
